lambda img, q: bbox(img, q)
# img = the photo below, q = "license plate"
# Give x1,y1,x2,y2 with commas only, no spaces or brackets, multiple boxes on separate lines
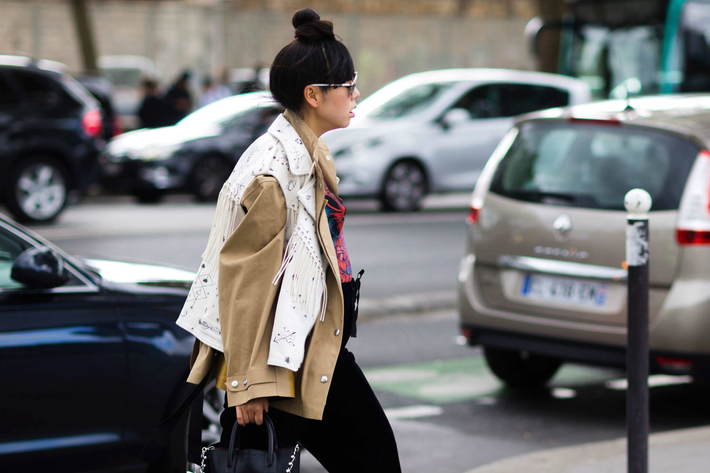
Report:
520,274,608,307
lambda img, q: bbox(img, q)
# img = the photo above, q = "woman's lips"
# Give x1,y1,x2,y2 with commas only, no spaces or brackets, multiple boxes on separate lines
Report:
349,111,355,117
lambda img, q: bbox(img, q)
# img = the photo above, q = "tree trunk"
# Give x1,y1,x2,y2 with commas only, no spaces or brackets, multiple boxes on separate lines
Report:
69,0,99,74
536,0,565,73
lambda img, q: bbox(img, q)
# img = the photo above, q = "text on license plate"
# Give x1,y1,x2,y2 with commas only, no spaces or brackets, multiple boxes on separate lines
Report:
520,274,608,307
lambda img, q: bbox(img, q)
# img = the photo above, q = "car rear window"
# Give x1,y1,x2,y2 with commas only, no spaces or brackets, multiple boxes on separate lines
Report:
489,121,700,211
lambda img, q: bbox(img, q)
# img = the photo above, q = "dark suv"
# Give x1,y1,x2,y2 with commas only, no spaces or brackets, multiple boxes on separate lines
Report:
0,56,104,223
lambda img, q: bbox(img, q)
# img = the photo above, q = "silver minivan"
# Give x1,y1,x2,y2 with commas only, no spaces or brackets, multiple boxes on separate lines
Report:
458,95,710,388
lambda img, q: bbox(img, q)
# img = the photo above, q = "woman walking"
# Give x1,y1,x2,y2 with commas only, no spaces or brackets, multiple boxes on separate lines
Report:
177,8,402,472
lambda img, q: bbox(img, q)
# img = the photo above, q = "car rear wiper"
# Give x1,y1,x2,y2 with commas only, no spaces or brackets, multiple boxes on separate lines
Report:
506,189,602,207
507,190,578,203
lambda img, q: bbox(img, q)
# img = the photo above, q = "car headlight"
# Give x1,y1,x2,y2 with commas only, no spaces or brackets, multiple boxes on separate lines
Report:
132,144,180,161
333,137,384,158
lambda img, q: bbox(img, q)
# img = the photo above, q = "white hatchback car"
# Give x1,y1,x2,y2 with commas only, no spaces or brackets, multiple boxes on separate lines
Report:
324,69,591,211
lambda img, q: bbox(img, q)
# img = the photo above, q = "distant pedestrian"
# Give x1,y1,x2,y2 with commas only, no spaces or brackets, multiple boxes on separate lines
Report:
137,78,166,129
163,71,192,125
236,64,266,94
197,75,232,108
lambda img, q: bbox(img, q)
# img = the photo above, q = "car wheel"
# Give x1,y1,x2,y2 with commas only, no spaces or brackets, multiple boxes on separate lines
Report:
201,378,224,446
132,188,164,204
192,155,232,202
5,156,69,223
484,346,562,389
146,402,189,473
146,379,223,473
380,160,427,212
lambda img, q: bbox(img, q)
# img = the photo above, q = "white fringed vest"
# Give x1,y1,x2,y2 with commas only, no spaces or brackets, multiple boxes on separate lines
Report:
176,115,328,372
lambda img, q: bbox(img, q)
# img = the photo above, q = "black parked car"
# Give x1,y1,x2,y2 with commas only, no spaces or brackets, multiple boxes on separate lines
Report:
101,91,280,202
0,56,104,223
0,213,196,472
76,73,124,140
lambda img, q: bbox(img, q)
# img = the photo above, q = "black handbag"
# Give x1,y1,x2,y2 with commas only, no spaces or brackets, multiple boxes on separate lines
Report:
200,412,300,473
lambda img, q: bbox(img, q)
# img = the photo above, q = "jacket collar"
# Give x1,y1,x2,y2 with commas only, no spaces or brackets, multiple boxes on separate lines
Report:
267,112,314,176
282,110,339,194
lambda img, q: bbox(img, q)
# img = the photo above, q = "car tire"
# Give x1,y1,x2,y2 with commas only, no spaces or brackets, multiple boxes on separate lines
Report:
146,402,189,473
146,379,223,473
380,160,427,212
191,155,233,202
5,156,69,223
484,346,562,389
133,188,164,204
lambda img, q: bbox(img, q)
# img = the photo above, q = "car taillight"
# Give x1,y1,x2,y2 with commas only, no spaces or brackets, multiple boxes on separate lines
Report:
82,109,103,139
466,206,480,224
676,150,710,245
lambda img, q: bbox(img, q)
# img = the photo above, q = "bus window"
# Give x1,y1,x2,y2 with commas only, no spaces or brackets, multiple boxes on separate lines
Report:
570,25,661,99
678,1,710,92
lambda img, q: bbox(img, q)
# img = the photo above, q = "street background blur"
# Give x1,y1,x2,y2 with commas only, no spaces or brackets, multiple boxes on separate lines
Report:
1,0,544,98
4,1,710,473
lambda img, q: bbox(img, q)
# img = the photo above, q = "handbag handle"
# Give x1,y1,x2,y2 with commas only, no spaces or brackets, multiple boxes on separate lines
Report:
227,411,278,468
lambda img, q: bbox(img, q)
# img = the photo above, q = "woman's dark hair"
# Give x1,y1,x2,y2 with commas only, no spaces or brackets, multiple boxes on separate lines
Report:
270,8,355,113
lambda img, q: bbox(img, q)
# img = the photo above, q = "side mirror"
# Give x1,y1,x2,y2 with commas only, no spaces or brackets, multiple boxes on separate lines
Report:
524,16,544,57
440,108,470,130
11,247,70,289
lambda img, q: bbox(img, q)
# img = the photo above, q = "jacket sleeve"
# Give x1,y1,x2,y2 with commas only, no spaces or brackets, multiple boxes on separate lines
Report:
218,175,295,407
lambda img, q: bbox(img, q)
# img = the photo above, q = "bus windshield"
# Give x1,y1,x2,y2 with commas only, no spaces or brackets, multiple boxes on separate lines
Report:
558,0,710,98
567,25,662,99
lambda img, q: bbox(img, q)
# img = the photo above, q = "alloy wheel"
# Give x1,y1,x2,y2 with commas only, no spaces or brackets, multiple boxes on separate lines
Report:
193,156,232,201
381,161,426,212
13,161,67,222
202,379,224,445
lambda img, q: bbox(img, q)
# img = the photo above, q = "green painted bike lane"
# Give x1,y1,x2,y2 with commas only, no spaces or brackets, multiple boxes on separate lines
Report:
362,355,629,405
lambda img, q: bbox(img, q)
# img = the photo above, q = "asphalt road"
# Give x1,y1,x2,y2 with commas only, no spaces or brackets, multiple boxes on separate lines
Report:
26,194,469,301
9,196,710,473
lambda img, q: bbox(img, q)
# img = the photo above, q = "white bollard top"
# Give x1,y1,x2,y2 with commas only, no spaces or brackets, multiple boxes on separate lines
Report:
624,188,652,219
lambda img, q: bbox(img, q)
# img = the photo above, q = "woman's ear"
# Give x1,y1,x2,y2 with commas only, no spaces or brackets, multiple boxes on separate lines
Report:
303,85,320,109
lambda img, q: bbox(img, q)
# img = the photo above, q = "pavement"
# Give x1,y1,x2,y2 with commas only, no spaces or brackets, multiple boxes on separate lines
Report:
465,424,710,473
13,193,710,473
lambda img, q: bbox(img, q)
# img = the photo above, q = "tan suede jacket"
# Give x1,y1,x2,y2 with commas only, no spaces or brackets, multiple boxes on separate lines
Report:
186,110,345,420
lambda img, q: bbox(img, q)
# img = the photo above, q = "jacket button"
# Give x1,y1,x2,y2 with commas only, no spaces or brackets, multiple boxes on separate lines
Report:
243,379,248,385
231,381,238,388
326,155,331,160
335,329,341,336
319,183,323,190
321,376,328,383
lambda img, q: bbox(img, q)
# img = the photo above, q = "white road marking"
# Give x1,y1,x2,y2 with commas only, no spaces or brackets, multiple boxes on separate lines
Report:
605,374,693,391
551,387,577,399
476,397,497,406
384,405,444,420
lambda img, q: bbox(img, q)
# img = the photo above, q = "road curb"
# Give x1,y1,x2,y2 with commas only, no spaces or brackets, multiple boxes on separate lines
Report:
464,425,710,473
358,291,457,320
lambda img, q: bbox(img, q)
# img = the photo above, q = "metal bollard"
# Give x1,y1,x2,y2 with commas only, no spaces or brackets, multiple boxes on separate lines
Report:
624,189,652,473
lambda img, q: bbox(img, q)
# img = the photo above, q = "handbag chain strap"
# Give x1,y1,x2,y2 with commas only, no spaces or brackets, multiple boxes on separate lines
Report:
285,443,300,473
198,443,299,473
200,445,215,473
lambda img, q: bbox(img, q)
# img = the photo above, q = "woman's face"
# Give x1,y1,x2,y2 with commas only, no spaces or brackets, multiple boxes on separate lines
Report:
310,81,360,134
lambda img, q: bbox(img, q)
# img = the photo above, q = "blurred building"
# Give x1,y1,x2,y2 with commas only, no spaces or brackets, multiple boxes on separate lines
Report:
0,0,540,97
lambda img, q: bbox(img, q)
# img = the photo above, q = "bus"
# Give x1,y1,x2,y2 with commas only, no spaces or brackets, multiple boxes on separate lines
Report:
529,0,710,99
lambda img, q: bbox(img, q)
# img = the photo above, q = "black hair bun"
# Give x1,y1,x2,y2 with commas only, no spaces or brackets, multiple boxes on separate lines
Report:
292,8,335,43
